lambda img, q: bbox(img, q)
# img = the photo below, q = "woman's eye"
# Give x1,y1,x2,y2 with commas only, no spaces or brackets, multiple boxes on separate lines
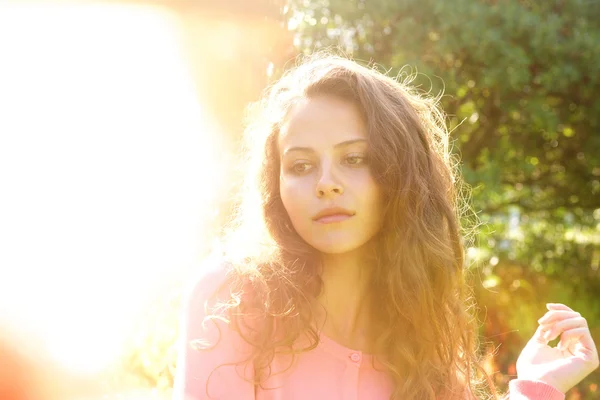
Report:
344,154,366,166
291,162,312,174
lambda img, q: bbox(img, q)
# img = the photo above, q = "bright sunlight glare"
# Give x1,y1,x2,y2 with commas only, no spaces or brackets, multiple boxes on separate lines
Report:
0,2,226,375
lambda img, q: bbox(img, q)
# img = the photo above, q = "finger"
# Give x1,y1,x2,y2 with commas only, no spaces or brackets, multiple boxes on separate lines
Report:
531,324,551,345
558,327,599,359
540,316,588,341
546,303,574,312
538,310,580,325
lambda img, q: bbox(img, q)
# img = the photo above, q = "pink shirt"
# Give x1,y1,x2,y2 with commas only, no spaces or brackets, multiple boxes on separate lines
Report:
173,263,565,400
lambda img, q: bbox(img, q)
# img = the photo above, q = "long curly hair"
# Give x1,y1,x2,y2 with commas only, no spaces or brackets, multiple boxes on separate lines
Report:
204,53,495,400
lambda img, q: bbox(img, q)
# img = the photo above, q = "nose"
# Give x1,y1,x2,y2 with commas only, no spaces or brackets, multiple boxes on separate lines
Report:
315,164,344,198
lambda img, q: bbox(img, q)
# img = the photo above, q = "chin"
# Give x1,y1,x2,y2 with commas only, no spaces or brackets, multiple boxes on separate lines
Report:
312,245,357,255
306,235,371,255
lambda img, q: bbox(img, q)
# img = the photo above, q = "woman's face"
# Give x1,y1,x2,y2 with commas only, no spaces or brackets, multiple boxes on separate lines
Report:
278,95,384,255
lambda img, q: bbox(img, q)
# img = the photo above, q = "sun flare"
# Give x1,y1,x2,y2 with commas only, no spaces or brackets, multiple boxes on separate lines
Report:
0,1,226,375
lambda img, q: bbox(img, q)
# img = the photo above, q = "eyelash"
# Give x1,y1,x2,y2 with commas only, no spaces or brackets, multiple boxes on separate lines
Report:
287,153,367,174
344,153,367,166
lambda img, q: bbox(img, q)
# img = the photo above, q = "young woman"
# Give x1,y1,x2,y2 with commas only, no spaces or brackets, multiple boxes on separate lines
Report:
172,55,599,400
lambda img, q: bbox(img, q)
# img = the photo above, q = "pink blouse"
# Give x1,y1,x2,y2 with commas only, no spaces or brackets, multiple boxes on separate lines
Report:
172,263,565,400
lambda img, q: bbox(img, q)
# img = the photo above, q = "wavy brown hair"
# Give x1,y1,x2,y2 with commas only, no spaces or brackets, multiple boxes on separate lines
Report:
202,53,496,400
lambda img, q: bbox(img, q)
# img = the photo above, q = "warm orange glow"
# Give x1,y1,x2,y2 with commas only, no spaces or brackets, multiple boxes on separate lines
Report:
0,1,227,375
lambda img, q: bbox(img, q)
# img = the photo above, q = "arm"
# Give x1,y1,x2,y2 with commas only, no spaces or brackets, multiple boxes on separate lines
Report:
172,264,255,400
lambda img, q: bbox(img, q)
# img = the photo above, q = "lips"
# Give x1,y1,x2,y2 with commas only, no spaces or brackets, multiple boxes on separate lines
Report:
312,207,355,224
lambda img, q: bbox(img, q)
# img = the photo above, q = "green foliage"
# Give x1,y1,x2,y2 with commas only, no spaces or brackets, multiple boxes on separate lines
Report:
288,0,600,211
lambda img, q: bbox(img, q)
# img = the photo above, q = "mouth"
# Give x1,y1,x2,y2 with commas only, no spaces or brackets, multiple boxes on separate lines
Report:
312,207,355,224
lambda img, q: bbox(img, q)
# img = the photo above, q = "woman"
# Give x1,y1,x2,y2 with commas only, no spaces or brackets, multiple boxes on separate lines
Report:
173,55,599,399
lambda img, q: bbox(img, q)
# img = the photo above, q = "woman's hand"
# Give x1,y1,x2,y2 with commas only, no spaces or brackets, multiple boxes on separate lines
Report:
516,303,599,393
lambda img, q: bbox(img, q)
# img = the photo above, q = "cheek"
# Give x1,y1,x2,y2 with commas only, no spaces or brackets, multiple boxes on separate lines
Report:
355,173,384,220
353,172,381,200
280,176,312,221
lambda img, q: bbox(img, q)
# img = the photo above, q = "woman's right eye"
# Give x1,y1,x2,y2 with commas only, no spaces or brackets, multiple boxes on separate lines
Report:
290,162,313,174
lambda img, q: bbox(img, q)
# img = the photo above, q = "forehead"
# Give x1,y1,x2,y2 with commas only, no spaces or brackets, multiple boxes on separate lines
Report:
278,95,367,150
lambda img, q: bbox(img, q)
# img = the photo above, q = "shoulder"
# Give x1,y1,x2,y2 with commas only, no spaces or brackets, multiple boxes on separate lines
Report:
184,259,234,309
181,258,242,349
184,255,265,315
174,259,256,399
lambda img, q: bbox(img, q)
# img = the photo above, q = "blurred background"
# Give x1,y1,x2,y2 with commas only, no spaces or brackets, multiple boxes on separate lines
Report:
0,0,598,399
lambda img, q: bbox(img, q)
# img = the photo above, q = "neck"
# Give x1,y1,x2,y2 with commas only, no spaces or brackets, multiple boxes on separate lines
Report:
313,249,374,351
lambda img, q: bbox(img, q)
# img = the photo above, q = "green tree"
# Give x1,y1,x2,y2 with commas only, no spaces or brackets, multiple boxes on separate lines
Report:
288,0,600,212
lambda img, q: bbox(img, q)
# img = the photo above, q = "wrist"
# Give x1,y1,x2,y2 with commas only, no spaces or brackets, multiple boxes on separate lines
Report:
510,379,565,400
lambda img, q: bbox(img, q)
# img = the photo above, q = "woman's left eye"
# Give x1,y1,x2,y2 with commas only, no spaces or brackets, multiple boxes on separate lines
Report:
344,154,366,165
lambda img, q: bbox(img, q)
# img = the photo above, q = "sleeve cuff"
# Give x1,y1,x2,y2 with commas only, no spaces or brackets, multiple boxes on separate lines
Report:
508,379,565,400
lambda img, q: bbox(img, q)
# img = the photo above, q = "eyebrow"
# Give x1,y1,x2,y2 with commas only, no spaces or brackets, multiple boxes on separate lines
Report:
282,138,367,156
